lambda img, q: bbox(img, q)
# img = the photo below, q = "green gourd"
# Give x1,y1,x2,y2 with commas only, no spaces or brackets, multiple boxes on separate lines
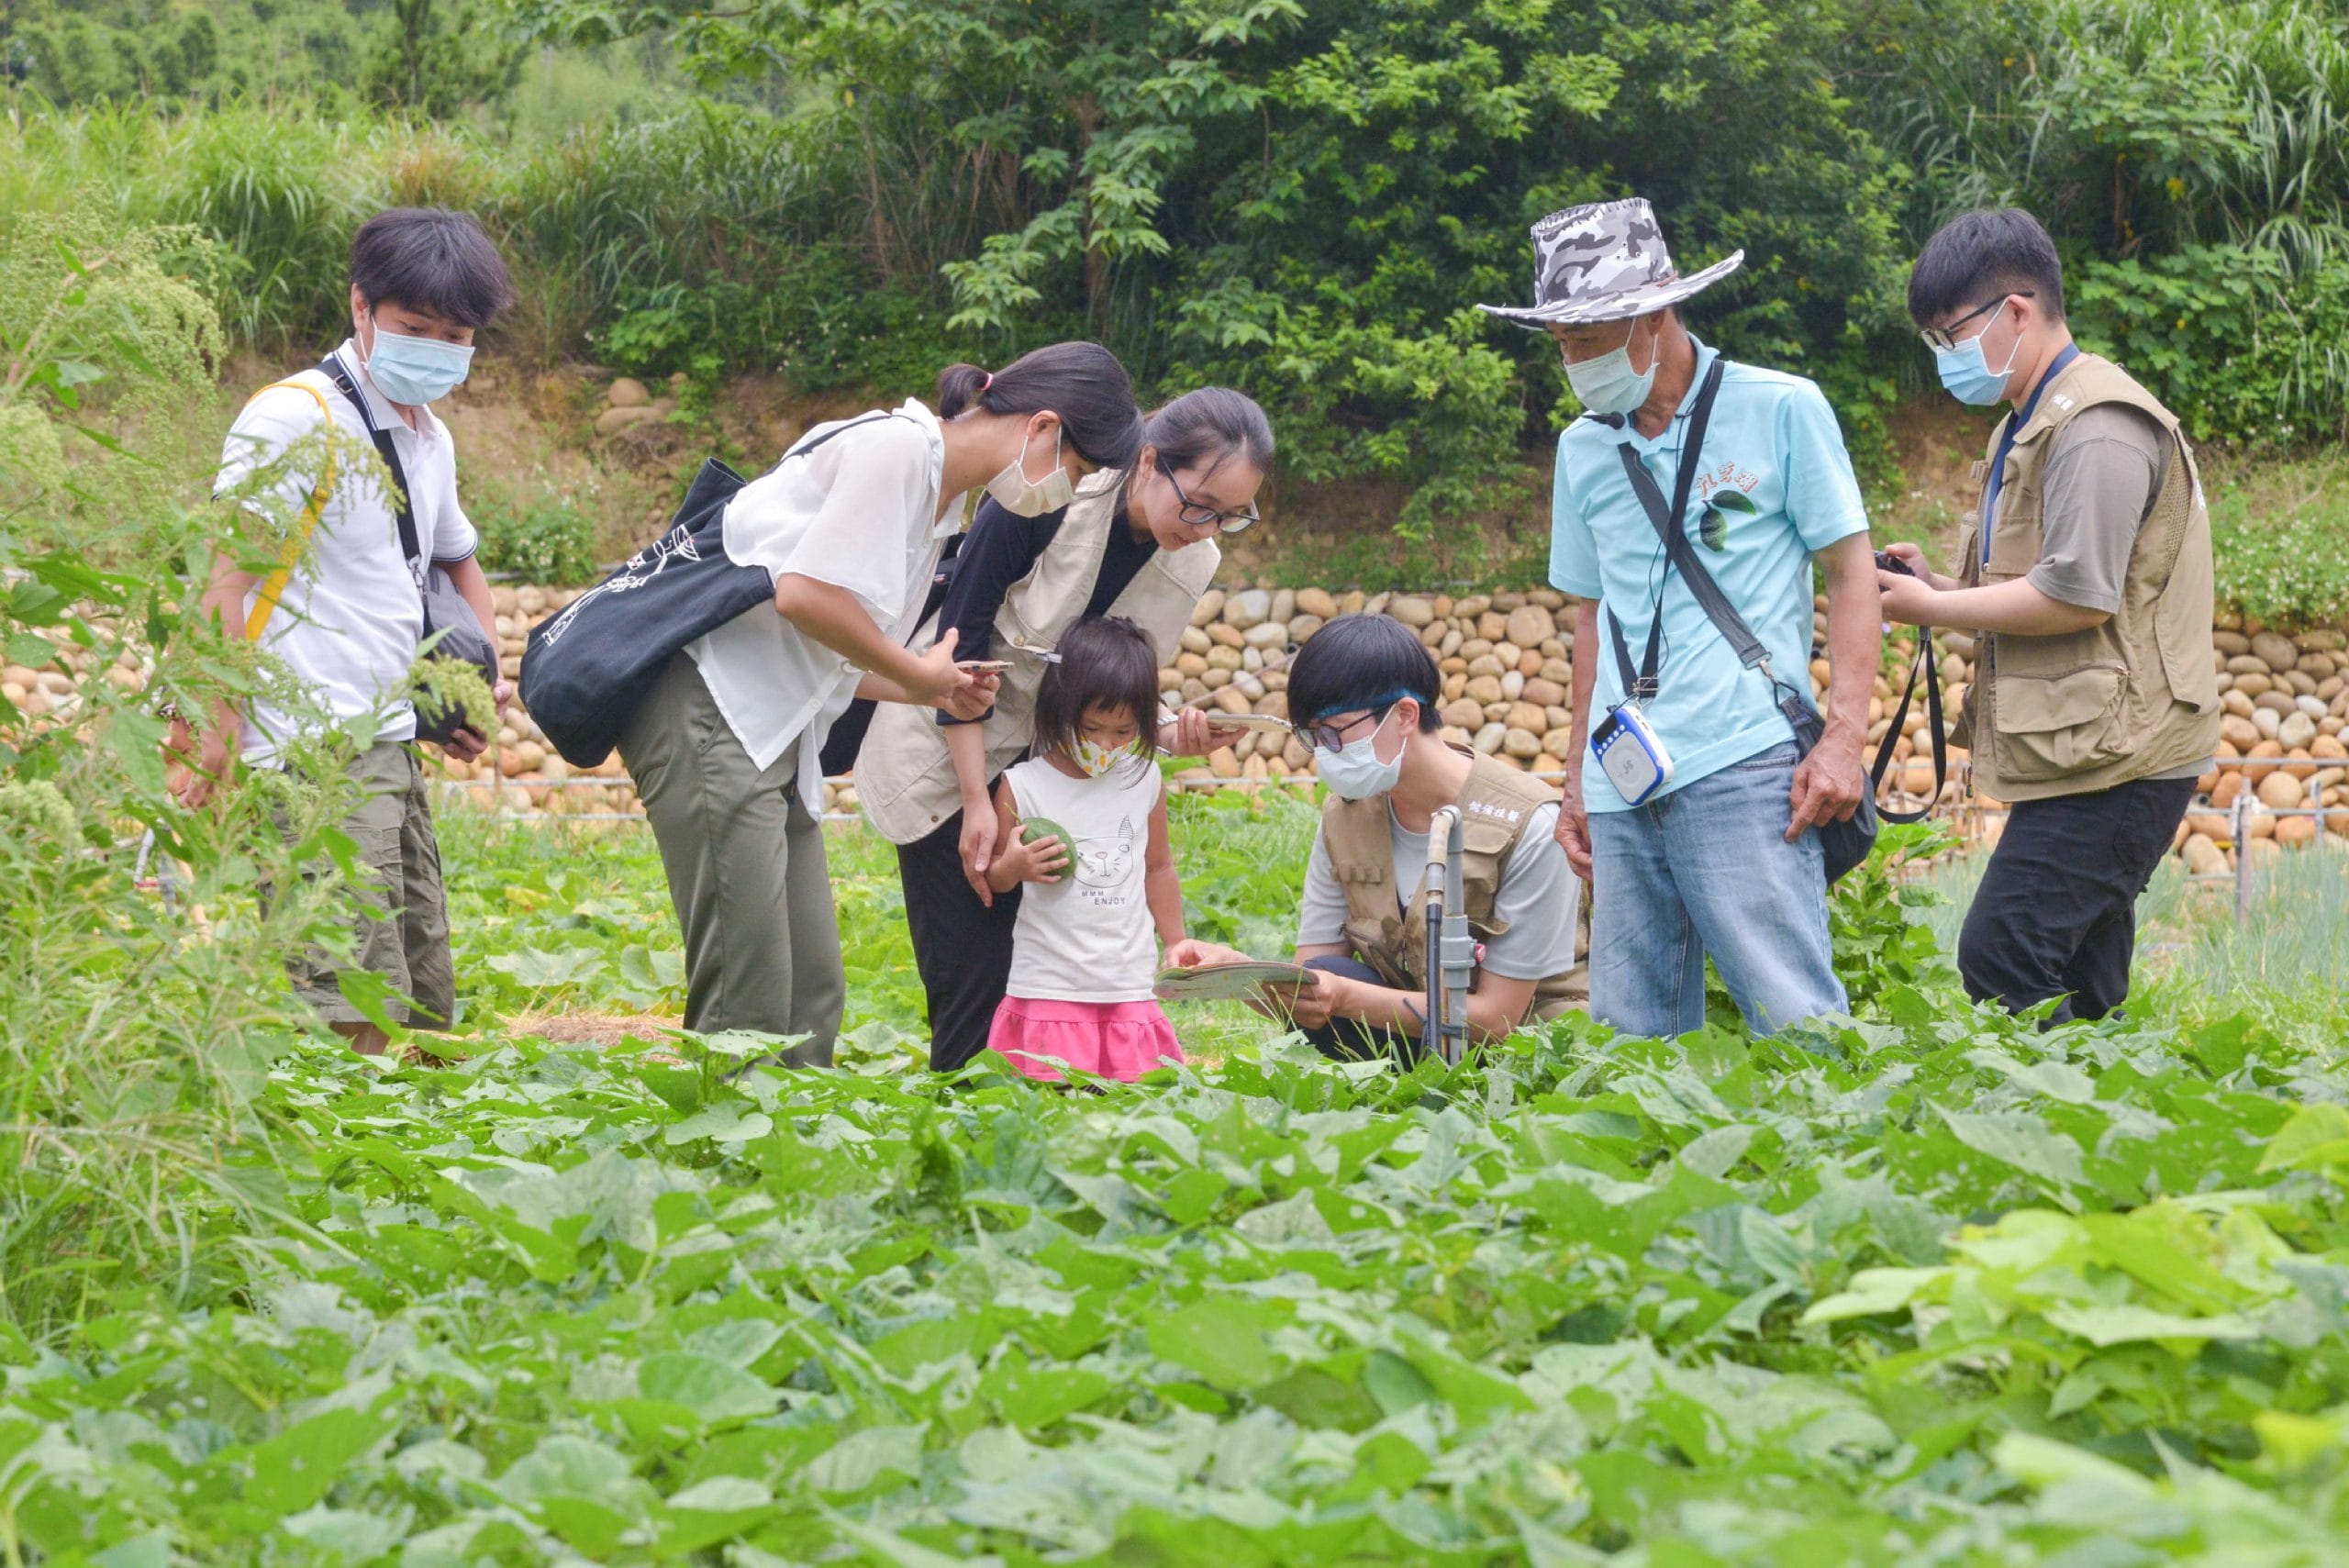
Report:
1019,817,1072,883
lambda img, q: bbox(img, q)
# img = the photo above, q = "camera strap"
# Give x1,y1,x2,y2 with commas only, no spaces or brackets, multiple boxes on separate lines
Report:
1870,621,1944,823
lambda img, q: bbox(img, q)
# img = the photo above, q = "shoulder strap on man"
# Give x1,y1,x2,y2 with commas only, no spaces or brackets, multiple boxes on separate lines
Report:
318,354,426,591
238,376,338,643
1608,359,1760,688
1609,361,1942,819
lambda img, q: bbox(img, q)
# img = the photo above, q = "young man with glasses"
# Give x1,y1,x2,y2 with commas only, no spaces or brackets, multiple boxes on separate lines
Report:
1877,207,2219,1022
1165,614,1585,1058
1476,197,1880,1040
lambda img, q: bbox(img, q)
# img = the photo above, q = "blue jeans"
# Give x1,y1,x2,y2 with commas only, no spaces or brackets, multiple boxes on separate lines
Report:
1587,742,1846,1038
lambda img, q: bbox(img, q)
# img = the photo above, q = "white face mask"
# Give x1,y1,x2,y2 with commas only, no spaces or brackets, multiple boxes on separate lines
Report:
1564,320,1659,417
1072,737,1126,778
1315,706,1405,801
985,425,1077,517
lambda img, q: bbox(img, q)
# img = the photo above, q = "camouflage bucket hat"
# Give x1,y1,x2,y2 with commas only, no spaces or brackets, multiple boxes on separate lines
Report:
1475,197,1744,328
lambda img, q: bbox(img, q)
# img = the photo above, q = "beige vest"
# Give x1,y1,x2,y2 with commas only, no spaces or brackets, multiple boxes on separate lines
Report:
1953,352,2221,802
856,468,1219,842
1321,752,1587,1021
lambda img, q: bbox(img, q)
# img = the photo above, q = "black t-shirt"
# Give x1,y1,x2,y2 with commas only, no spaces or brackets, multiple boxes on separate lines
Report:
938,493,1161,665
819,491,1161,769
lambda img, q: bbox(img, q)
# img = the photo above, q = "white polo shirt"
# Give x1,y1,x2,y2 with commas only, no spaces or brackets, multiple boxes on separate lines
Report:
686,399,955,805
215,342,477,765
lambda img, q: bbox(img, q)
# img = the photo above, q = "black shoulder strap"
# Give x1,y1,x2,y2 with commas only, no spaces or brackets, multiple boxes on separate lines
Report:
319,354,425,587
1606,358,1729,698
785,409,903,462
1871,630,1945,824
1605,356,1944,818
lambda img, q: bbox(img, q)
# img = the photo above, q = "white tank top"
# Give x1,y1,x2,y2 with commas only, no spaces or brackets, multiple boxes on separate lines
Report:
1002,752,1163,1003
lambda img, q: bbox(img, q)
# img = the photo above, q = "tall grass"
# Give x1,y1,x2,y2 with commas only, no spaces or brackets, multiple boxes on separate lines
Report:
0,206,371,1339
0,94,880,367
1919,834,2349,1036
1872,0,2349,437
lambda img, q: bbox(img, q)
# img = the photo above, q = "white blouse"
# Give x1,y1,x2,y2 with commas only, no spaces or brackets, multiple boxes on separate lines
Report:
685,399,956,804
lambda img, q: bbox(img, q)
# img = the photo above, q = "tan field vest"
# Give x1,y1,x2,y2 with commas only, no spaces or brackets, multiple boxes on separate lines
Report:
1953,352,2221,802
1321,752,1587,1022
857,467,1219,842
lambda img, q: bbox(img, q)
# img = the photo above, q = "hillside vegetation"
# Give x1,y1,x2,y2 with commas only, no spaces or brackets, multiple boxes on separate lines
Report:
5,0,2347,581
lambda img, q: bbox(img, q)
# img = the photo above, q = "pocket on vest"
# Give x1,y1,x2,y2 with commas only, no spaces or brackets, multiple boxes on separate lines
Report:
1992,663,2128,781
2153,570,2221,717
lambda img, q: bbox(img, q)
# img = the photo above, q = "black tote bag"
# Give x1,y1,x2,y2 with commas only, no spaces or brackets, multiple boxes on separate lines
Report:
520,414,905,768
518,458,761,768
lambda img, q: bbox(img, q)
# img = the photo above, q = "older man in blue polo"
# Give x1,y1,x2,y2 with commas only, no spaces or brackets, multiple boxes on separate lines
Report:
1479,197,1881,1038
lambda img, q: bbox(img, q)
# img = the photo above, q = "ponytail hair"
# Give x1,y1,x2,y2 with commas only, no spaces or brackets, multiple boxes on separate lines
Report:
935,341,1144,470
1143,386,1275,481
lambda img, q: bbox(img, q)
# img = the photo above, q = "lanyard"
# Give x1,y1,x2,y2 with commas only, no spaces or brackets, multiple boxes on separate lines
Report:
1605,360,1725,703
1982,343,2078,563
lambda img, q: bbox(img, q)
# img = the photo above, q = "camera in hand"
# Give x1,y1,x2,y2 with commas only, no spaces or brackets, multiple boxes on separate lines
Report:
1875,550,1917,578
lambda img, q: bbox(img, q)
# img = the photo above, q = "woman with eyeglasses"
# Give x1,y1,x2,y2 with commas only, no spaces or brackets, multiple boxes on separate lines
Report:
855,386,1274,1072
1165,614,1586,1060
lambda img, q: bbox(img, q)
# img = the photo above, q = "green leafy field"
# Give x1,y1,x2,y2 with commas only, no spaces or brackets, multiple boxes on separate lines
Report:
8,795,2349,1565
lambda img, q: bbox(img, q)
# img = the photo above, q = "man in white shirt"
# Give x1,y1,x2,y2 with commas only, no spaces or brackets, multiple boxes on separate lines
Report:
169,207,514,1054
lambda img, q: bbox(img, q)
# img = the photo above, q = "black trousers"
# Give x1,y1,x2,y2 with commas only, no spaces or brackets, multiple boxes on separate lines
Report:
1297,955,1428,1065
1958,773,2197,1024
898,808,1023,1072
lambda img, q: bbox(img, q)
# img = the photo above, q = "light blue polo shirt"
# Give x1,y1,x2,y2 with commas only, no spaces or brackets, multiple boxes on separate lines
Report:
1550,338,1870,810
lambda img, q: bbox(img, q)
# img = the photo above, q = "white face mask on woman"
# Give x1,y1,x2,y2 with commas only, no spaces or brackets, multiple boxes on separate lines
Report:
985,425,1076,517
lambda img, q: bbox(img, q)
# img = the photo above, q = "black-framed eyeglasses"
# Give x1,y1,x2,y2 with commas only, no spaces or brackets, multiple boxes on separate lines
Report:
1162,463,1260,534
1919,289,2034,352
1292,703,1393,754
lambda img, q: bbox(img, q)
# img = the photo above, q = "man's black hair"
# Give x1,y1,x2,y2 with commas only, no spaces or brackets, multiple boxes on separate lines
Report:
1031,616,1164,761
351,206,516,328
1286,614,1442,732
1908,206,2065,326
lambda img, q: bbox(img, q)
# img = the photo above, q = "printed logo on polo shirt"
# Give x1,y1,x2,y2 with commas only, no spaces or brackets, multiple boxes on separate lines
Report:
1694,462,1762,503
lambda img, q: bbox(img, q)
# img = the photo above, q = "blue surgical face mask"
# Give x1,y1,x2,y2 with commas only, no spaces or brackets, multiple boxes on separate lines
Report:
362,318,473,406
1564,319,1659,417
1933,313,2021,406
1316,706,1405,802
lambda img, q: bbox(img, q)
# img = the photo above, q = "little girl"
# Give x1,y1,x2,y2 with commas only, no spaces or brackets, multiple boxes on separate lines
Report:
985,617,1187,1081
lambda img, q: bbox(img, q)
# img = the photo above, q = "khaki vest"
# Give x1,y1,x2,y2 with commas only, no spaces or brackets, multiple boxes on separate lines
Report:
856,468,1220,842
1953,352,2221,802
1321,752,1587,1022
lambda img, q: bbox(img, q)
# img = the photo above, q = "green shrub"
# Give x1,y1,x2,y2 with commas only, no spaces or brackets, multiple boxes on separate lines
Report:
473,493,601,586
2203,454,2349,629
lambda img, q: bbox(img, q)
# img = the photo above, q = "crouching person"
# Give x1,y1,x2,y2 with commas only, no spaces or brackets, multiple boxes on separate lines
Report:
167,206,515,1052
1165,615,1584,1059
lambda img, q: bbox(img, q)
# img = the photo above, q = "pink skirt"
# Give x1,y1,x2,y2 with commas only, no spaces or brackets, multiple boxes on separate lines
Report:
987,996,1185,1083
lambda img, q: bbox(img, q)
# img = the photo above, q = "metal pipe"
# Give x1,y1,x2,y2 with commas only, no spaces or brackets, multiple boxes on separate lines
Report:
1419,807,1456,1065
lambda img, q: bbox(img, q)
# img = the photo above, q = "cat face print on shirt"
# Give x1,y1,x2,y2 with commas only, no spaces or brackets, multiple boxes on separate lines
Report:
1074,816,1136,890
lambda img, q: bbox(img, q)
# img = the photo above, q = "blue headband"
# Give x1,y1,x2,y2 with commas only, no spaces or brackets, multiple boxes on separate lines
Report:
1303,689,1421,728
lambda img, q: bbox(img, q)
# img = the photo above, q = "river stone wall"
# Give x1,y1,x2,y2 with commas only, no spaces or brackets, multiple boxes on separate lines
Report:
405,584,2349,873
